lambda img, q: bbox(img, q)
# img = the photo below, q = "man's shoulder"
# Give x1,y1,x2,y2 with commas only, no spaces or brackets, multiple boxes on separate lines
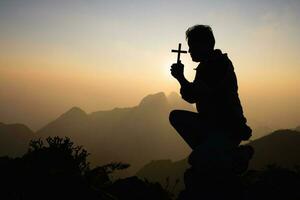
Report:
212,50,233,66
193,50,235,85
196,50,233,69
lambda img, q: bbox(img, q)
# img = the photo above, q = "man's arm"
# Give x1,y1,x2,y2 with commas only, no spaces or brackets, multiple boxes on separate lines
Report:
171,62,211,103
177,76,194,103
177,76,211,103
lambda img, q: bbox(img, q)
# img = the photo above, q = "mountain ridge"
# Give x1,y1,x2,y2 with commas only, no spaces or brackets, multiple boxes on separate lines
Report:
136,128,300,193
0,122,34,156
35,91,194,175
3,91,296,177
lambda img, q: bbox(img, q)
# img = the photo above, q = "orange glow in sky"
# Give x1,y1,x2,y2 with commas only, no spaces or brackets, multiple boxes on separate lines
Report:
0,0,299,132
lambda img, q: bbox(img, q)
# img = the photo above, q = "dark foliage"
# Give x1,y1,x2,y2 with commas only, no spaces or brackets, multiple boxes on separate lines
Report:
1,136,300,200
178,164,300,200
106,176,173,200
0,137,171,200
242,165,300,200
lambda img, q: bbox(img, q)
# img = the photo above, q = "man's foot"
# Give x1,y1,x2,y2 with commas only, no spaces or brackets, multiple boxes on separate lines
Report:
232,145,254,174
188,144,254,174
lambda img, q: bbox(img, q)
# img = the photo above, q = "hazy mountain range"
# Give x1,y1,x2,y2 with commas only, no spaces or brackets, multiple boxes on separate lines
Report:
1,92,195,175
0,91,298,176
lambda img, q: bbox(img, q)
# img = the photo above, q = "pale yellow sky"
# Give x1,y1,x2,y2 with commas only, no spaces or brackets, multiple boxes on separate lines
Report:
0,0,299,132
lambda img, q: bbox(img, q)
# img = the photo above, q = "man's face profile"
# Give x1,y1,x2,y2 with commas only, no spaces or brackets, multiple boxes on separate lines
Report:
188,37,212,62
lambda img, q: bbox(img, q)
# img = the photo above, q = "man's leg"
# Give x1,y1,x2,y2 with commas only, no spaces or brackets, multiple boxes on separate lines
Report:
169,110,208,150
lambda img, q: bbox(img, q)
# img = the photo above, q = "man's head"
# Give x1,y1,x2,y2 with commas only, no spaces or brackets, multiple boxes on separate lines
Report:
186,25,215,62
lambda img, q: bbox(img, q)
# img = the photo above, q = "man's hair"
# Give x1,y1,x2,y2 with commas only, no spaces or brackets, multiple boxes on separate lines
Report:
186,25,215,49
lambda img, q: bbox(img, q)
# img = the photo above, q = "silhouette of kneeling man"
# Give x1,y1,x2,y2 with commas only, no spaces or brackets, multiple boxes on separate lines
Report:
169,25,254,199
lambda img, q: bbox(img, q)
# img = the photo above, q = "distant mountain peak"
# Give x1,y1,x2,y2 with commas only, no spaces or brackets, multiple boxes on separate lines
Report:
59,107,87,120
138,92,168,108
0,122,33,133
70,106,84,112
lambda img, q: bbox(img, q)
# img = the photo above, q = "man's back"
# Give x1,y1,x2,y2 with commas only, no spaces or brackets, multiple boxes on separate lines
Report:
181,49,251,140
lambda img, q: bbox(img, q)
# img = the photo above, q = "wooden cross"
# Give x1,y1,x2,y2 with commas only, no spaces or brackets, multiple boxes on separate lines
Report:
171,43,187,64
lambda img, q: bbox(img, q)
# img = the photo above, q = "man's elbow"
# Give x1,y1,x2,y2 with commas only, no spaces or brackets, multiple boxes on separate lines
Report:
180,87,197,103
182,95,197,104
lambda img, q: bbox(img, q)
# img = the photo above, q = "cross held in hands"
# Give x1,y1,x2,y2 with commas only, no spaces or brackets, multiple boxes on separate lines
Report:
171,43,187,64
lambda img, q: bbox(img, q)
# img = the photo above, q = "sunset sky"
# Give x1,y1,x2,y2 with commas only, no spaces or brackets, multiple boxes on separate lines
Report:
0,0,299,131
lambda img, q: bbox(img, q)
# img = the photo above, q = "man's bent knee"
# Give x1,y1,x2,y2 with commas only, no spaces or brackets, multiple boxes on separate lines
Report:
169,110,181,125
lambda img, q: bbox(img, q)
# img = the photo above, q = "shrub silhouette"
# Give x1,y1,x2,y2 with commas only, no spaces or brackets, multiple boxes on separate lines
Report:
242,165,300,200
2,136,299,199
0,136,171,200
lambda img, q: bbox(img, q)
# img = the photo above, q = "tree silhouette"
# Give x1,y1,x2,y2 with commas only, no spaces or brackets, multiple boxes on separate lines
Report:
0,136,172,200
